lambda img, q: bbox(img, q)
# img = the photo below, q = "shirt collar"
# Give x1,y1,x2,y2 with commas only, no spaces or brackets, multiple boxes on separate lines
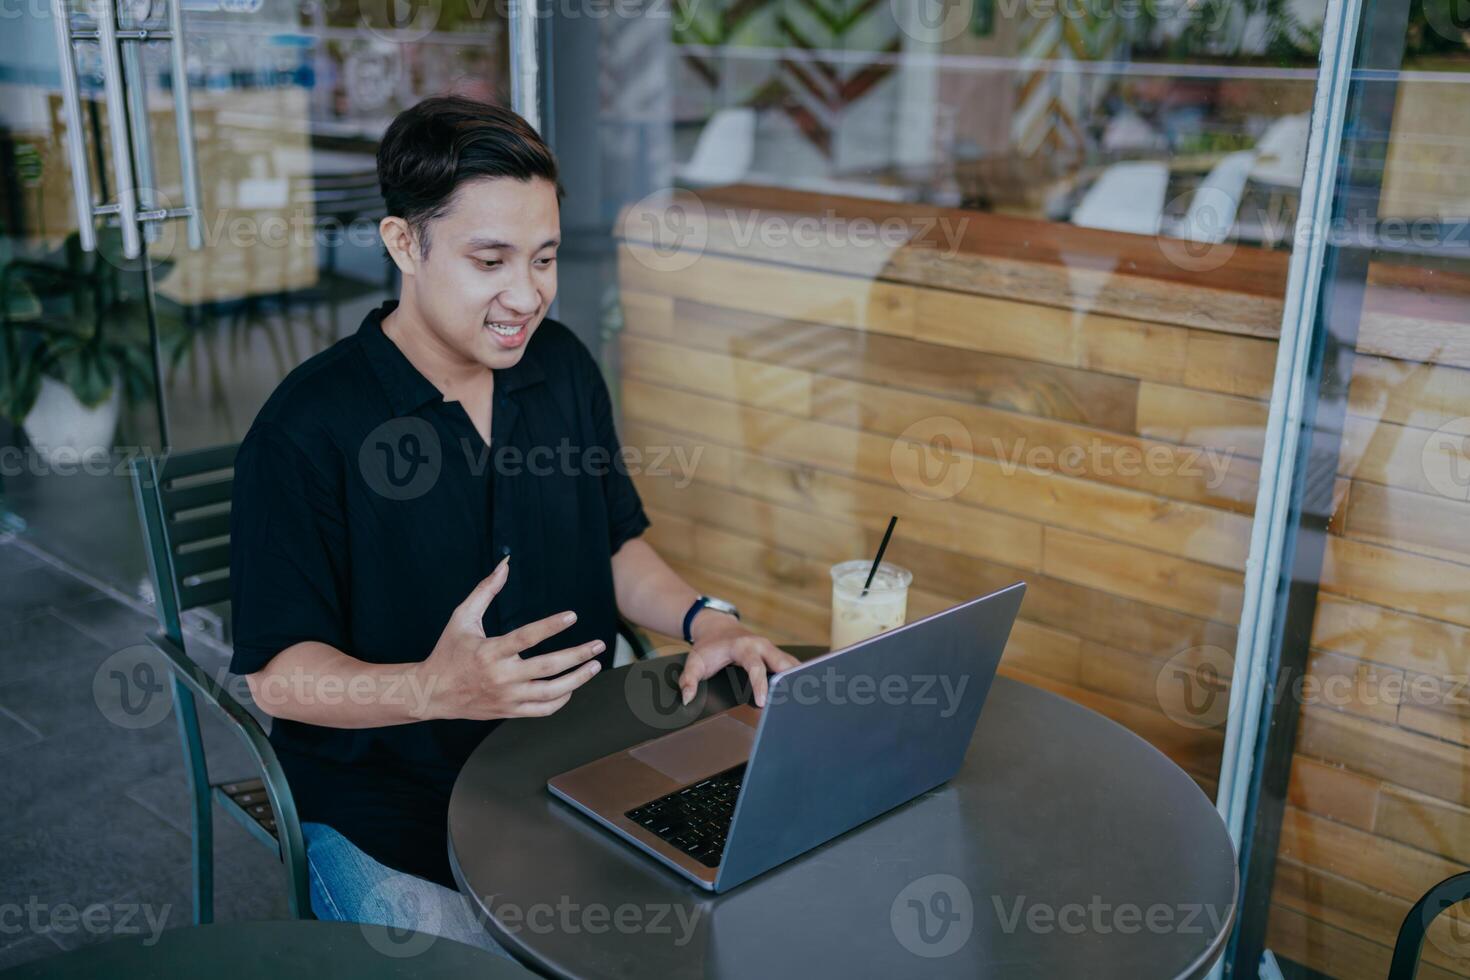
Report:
359,300,547,417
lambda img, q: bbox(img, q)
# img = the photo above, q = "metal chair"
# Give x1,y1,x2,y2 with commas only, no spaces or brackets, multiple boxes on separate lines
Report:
1388,871,1470,979
130,442,656,924
130,443,310,924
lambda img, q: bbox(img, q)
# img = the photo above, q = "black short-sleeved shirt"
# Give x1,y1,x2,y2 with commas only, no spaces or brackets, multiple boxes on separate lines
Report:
229,300,650,886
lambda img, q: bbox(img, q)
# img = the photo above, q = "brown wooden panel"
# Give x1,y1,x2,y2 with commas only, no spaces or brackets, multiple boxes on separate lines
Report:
1135,382,1270,458
1340,413,1470,498
1343,480,1470,566
1287,756,1380,832
625,304,1263,512
1278,805,1466,903
1295,705,1470,808
1398,676,1470,748
624,375,1249,571
911,286,1080,365
635,448,1237,673
1323,536,1470,631
620,185,1289,337
1078,315,1188,384
621,335,814,415
1183,331,1278,400
1077,639,1218,716
1005,668,1223,778
1309,593,1470,681
1359,305,1470,372
1349,354,1470,431
1267,903,1466,980
1041,526,1245,623
1302,648,1403,726
1272,859,1470,975
618,244,916,338
1375,783,1470,867
659,299,1141,431
618,288,674,338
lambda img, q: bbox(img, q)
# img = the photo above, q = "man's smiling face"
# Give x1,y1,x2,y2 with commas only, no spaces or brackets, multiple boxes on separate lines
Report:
403,175,560,371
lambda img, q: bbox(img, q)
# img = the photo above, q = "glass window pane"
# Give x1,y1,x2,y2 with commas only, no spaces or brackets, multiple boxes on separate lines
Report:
1258,12,1470,978
554,0,1329,816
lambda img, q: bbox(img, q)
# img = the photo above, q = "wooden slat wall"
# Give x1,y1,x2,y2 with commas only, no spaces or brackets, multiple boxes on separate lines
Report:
613,195,1470,977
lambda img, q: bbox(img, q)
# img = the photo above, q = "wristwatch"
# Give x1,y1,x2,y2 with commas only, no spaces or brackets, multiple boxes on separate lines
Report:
682,595,741,644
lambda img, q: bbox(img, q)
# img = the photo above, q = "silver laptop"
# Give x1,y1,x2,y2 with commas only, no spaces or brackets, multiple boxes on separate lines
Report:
546,581,1026,892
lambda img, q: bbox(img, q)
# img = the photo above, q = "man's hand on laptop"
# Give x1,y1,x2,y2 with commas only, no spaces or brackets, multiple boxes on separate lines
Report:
679,614,800,709
421,555,607,720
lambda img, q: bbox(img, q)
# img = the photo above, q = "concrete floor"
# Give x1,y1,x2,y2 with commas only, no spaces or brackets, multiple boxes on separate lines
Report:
0,537,286,971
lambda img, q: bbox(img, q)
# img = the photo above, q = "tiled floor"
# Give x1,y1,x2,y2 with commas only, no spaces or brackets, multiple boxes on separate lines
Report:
0,538,285,971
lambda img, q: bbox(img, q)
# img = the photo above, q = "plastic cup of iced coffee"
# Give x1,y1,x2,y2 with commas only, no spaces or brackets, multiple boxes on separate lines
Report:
829,560,912,651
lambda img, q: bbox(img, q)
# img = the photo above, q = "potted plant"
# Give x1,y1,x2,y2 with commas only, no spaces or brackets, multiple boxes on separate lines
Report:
1,322,154,466
1,228,157,466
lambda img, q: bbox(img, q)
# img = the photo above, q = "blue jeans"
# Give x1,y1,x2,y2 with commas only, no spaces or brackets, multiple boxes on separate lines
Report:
302,822,512,959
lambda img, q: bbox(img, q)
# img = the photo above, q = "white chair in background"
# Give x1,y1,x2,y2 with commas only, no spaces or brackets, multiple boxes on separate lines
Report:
674,107,757,187
1175,149,1257,242
1101,109,1167,155
1070,160,1170,236
1248,113,1310,187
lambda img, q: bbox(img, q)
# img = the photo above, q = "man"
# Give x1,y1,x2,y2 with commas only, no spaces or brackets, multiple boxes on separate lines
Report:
230,95,797,947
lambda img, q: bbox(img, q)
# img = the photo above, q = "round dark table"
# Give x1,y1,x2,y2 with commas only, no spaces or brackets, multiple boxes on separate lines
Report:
0,920,534,978
449,649,1237,980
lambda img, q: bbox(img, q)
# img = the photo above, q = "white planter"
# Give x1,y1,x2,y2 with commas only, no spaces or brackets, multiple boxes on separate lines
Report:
22,376,122,467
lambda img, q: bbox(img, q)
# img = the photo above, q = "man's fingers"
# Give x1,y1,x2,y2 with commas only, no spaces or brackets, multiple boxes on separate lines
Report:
515,692,573,717
516,639,607,680
516,656,604,702
494,609,579,657
454,556,510,633
770,649,802,673
733,645,770,707
678,650,714,706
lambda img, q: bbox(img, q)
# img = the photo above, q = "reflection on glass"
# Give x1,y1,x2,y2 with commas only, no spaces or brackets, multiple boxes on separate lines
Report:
583,0,1332,815
0,0,512,595
1258,12,1470,978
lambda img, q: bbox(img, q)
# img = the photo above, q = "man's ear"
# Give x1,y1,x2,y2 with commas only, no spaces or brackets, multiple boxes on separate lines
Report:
380,216,419,276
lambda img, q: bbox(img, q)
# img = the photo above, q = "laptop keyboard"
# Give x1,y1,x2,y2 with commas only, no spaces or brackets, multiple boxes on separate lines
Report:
625,764,746,867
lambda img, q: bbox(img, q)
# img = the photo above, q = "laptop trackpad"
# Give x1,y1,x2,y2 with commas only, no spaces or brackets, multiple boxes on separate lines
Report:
630,713,755,785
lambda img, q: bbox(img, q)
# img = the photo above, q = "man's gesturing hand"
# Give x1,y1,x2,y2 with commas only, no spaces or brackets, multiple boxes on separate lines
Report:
418,556,605,721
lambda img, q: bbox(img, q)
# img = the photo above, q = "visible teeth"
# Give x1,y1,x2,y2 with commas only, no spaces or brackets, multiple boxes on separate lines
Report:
487,321,523,336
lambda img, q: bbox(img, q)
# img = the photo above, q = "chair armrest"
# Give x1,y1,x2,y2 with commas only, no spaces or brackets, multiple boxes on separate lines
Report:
147,630,311,915
146,631,265,742
1389,870,1470,979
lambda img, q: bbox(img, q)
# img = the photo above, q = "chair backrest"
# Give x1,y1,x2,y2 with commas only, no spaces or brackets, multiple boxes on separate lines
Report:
677,107,757,186
131,443,238,645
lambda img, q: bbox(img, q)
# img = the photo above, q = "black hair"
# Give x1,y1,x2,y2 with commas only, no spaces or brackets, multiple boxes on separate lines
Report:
376,95,564,257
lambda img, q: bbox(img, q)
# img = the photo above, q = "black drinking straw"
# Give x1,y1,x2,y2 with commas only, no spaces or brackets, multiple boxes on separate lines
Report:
861,515,899,597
